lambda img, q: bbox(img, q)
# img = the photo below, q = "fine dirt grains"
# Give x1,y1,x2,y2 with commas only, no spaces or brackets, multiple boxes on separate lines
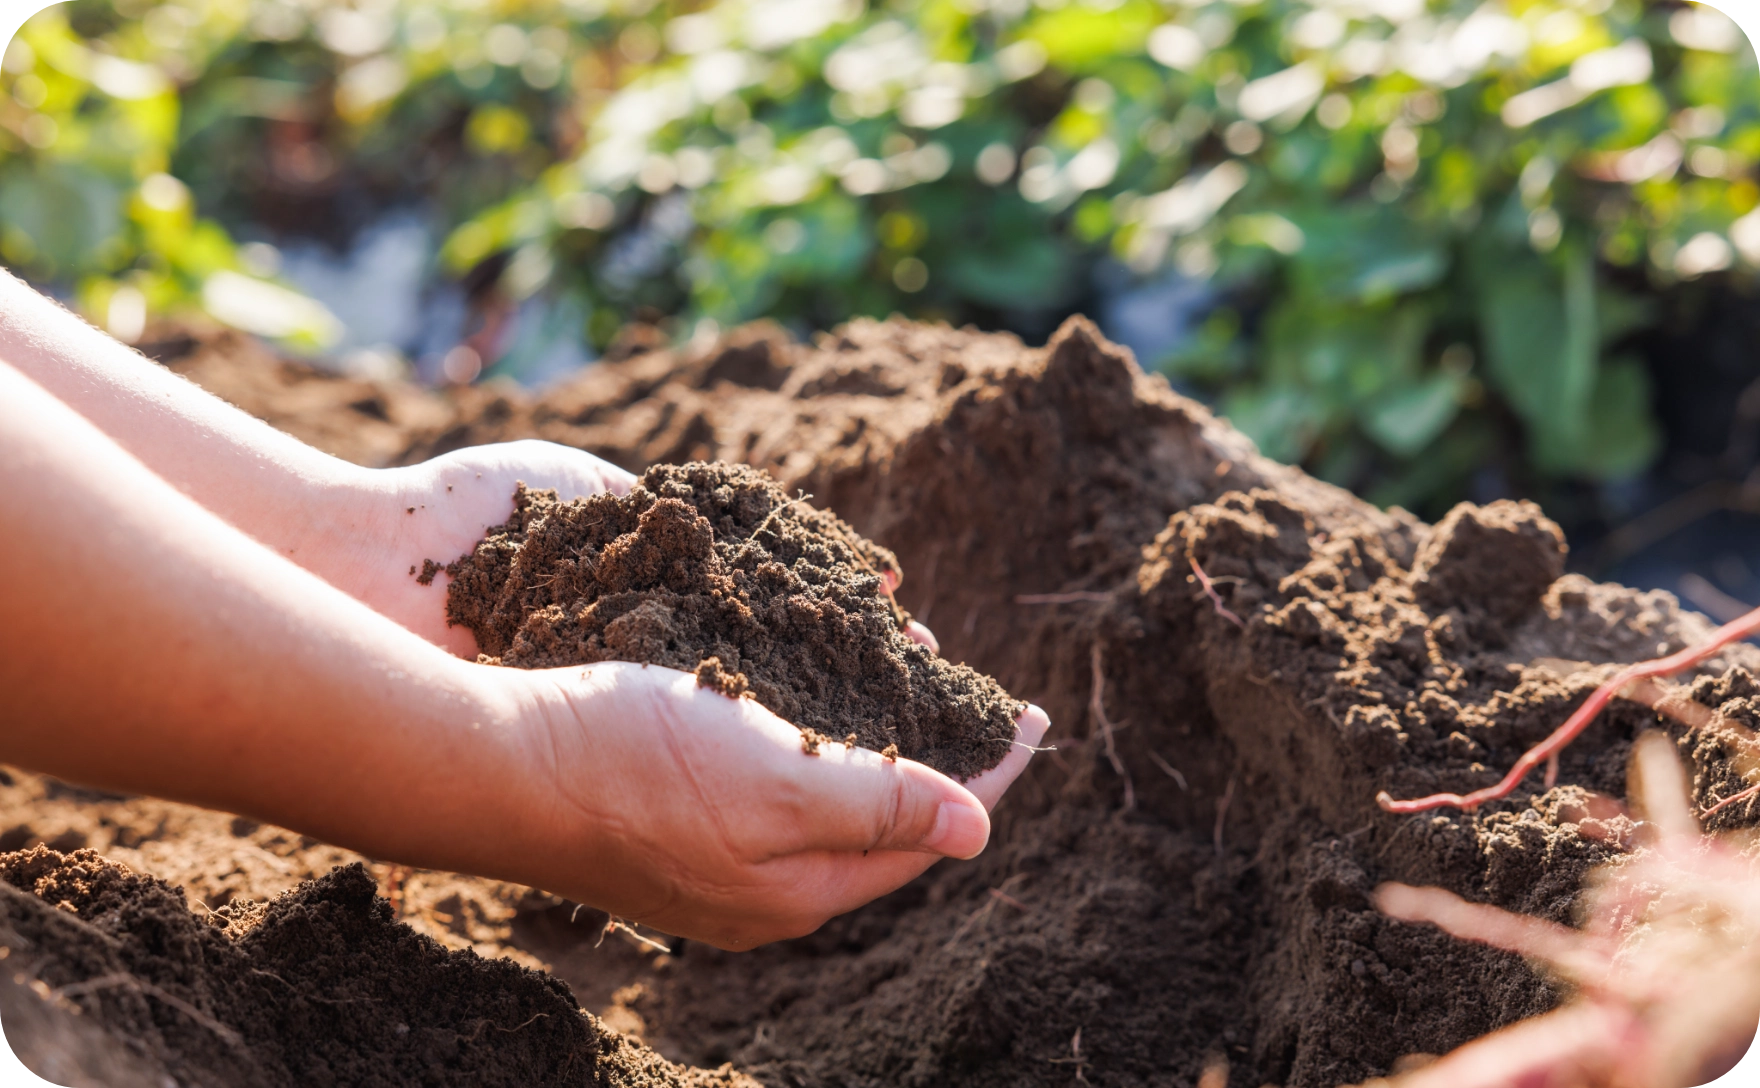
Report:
436,462,1022,779
0,847,753,1088
7,316,1760,1087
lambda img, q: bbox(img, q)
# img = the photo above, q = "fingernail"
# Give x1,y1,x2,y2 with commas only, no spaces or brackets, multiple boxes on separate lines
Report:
923,801,989,859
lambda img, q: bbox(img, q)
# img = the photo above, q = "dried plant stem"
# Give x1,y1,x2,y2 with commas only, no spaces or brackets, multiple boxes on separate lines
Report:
1089,643,1135,811
1188,559,1244,627
1379,603,1760,814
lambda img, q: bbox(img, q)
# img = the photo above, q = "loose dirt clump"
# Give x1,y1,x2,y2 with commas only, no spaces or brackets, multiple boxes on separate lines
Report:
6,316,1760,1087
437,461,1023,779
0,846,754,1088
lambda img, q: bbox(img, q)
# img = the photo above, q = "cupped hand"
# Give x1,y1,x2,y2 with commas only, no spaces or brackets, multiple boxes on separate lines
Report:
500,661,1050,950
350,441,635,656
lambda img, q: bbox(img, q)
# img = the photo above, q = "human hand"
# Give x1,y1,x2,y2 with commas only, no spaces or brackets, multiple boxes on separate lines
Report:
341,441,636,656
495,661,1051,949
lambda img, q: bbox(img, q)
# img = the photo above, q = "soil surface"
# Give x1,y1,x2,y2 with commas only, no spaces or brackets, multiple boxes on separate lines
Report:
439,462,1022,778
0,848,750,1088
6,315,1759,1088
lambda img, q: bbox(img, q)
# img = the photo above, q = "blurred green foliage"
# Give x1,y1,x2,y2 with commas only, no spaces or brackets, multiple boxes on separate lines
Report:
3,0,1758,510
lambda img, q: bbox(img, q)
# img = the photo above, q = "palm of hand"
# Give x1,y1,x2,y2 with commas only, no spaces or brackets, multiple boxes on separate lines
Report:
515,662,1051,949
359,440,635,655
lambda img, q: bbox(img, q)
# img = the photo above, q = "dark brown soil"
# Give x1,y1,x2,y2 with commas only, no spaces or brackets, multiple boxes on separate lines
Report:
5,315,1757,1088
437,462,1022,779
0,846,752,1088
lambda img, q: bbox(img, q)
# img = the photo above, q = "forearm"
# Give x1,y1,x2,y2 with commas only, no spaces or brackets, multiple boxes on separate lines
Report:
0,270,395,586
0,357,533,875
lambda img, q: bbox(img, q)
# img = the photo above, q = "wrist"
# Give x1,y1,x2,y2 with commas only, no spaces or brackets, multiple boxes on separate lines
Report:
270,460,410,599
415,662,617,897
297,654,550,881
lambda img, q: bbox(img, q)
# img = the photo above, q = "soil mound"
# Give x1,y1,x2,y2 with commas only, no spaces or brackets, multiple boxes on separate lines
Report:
0,846,752,1088
439,462,1022,778
5,315,1756,1087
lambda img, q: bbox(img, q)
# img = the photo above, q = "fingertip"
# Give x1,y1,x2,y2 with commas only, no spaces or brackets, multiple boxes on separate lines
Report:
905,620,940,654
1016,703,1050,747
921,798,990,860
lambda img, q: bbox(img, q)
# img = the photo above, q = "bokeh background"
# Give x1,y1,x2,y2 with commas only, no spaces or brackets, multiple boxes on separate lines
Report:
3,0,1759,607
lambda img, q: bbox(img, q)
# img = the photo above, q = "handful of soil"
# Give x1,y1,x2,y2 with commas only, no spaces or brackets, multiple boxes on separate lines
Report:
436,462,1023,779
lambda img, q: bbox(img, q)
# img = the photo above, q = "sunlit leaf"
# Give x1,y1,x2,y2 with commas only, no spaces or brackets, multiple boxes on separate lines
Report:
1360,371,1464,458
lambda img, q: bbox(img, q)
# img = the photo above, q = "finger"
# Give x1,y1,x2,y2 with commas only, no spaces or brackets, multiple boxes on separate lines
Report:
964,704,1050,811
785,709,1048,924
905,620,940,654
752,848,941,937
785,745,990,860
880,570,900,594
1630,731,1698,843
596,459,637,496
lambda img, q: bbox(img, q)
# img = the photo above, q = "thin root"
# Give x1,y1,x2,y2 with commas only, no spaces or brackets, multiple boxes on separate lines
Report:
945,875,1028,951
1090,643,1135,811
1702,781,1760,820
1147,750,1188,791
461,1012,549,1043
594,915,671,955
1213,776,1236,857
749,491,813,540
1379,603,1760,814
1188,559,1245,628
53,972,245,1049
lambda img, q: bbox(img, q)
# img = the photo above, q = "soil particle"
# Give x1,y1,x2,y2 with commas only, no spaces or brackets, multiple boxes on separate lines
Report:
0,847,755,1088
9,315,1759,1088
437,461,1024,780
1410,500,1567,633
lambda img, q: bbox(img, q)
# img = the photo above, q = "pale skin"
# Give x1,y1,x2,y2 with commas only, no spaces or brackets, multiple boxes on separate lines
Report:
0,271,1049,950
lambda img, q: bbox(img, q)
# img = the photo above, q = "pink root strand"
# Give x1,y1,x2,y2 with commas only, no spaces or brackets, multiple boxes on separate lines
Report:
1188,558,1244,628
1702,781,1760,820
1378,603,1760,814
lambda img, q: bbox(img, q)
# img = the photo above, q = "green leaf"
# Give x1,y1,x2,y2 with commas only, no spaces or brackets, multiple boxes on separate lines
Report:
1360,371,1464,457
1532,356,1661,479
941,236,1076,309
0,163,125,276
1219,384,1327,465
1286,205,1447,303
1261,299,1428,400
1476,243,1597,457
1017,0,1157,69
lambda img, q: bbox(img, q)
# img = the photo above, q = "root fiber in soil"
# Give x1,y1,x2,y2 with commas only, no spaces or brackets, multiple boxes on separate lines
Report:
438,462,1022,778
6,315,1758,1088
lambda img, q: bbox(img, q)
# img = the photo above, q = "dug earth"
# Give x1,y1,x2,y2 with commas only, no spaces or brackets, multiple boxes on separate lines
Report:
3,316,1756,1087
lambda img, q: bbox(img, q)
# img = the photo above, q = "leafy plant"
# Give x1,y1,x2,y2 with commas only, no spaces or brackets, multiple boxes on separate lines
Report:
3,0,1759,513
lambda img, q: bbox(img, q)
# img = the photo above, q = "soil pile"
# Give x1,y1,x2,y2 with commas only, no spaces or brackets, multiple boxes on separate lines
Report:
5,316,1757,1087
439,462,1022,777
0,846,752,1088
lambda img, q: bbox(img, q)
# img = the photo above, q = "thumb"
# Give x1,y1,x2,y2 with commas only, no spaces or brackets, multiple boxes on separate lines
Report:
790,746,991,860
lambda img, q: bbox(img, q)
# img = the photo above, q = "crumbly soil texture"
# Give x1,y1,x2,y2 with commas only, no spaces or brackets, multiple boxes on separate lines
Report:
438,462,1022,779
7,316,1760,1088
